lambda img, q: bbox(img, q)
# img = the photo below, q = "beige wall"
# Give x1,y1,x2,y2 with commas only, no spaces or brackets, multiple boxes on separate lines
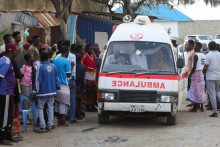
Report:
178,20,220,44
0,0,107,12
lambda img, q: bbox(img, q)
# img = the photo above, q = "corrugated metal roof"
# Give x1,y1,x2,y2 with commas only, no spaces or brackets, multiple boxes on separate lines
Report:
114,4,193,22
15,12,38,26
0,9,61,27
32,12,61,27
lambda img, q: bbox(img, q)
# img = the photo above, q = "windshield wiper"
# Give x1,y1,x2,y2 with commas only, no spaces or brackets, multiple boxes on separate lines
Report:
149,70,171,72
106,71,130,75
134,70,171,76
105,70,144,75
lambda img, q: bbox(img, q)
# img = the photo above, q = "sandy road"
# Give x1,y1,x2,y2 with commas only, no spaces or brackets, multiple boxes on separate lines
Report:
13,104,220,147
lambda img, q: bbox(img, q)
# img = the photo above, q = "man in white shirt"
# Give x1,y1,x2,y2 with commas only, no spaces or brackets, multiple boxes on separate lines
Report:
130,49,148,70
171,39,178,61
203,41,220,117
0,34,12,54
106,51,129,65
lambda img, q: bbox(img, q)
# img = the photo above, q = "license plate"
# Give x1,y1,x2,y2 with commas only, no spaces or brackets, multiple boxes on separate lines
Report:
130,105,145,112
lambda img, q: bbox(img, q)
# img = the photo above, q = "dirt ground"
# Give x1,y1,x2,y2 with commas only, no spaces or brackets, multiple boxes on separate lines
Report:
13,101,220,147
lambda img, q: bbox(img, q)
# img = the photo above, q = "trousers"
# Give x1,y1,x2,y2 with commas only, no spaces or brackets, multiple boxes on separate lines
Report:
69,79,76,121
37,97,54,129
206,80,220,113
0,95,13,141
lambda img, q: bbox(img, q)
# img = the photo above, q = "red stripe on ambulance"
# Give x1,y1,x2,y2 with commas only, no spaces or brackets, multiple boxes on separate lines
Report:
99,73,178,80
178,72,188,80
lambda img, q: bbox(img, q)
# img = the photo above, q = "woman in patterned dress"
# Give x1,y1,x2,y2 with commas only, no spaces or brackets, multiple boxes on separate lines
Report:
187,42,206,112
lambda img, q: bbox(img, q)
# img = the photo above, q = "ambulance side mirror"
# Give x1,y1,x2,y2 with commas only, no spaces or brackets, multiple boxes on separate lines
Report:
177,58,184,68
104,44,107,50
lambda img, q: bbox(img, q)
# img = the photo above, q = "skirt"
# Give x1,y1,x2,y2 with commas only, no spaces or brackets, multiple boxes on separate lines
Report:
55,84,70,106
85,80,97,106
187,71,206,104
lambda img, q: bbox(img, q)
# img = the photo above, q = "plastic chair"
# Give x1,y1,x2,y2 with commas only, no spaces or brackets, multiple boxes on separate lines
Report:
12,118,21,134
19,94,36,132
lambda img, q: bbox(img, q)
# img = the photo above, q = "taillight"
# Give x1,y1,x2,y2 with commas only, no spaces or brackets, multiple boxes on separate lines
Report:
97,92,102,99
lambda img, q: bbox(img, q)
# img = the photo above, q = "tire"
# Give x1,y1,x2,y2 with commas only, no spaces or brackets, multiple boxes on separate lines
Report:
98,111,109,124
167,113,177,125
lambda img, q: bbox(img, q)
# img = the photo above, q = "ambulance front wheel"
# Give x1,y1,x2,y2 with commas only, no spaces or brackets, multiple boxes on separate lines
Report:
98,111,109,124
167,113,177,125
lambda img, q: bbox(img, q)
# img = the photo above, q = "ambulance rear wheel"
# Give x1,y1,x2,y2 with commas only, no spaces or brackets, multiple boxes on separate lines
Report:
98,111,109,124
167,113,177,125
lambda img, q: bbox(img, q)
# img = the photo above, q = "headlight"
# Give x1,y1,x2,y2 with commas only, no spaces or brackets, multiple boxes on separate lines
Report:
104,93,115,100
160,96,170,102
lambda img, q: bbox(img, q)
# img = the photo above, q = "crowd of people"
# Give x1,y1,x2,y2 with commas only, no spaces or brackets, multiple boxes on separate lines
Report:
181,39,220,117
1,31,220,145
0,32,103,145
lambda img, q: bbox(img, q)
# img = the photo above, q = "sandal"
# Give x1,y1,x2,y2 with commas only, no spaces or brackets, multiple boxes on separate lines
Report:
70,120,77,124
0,140,13,146
46,128,51,133
186,104,193,107
200,109,205,112
59,123,69,127
12,135,23,141
188,108,197,112
209,113,218,117
36,128,47,133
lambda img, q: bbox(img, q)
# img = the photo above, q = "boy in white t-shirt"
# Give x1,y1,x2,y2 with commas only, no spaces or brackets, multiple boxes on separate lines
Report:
187,42,206,112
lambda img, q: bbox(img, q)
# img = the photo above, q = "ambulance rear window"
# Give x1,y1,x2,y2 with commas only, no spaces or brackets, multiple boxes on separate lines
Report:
102,41,176,75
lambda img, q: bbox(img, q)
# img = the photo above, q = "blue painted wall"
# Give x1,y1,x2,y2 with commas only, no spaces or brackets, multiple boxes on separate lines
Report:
75,15,118,45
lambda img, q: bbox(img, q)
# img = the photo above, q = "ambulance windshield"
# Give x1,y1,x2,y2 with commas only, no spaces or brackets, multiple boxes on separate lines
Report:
102,41,175,75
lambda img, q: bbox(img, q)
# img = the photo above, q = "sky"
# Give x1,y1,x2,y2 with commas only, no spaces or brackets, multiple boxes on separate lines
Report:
173,0,220,20
113,0,220,20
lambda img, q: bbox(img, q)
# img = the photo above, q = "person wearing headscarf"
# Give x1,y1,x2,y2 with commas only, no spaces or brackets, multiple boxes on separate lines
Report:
93,43,101,58
23,42,31,54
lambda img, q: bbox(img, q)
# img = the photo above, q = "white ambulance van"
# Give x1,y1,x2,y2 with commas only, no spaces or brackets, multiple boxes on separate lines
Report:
97,16,188,125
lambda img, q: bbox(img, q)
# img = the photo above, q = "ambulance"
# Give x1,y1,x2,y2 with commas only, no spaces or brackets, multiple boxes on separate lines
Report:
97,15,188,125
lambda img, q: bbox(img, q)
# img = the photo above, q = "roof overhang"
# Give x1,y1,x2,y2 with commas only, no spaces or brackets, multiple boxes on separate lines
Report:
0,9,61,27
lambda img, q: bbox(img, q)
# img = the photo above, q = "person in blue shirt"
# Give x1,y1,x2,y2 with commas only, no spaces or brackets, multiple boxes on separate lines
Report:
56,40,77,123
31,52,60,133
53,46,71,127
0,43,17,145
75,53,86,120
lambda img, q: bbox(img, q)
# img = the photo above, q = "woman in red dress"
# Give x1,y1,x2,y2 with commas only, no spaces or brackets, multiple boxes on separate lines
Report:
82,44,97,110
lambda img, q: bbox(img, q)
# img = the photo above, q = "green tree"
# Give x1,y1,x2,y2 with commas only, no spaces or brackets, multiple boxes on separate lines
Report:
177,0,220,6
0,28,13,45
93,0,220,15
92,0,167,15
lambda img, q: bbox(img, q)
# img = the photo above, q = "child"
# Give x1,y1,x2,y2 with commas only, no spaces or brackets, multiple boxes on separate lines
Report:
20,54,33,97
187,42,206,112
75,53,86,120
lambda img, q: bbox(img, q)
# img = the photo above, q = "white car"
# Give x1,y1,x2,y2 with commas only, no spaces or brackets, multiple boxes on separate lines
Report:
214,35,220,44
185,35,213,45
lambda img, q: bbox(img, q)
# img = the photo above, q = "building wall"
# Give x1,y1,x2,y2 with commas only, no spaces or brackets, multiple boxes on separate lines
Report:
0,13,16,30
155,22,179,39
178,20,220,44
0,0,107,13
76,15,117,51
